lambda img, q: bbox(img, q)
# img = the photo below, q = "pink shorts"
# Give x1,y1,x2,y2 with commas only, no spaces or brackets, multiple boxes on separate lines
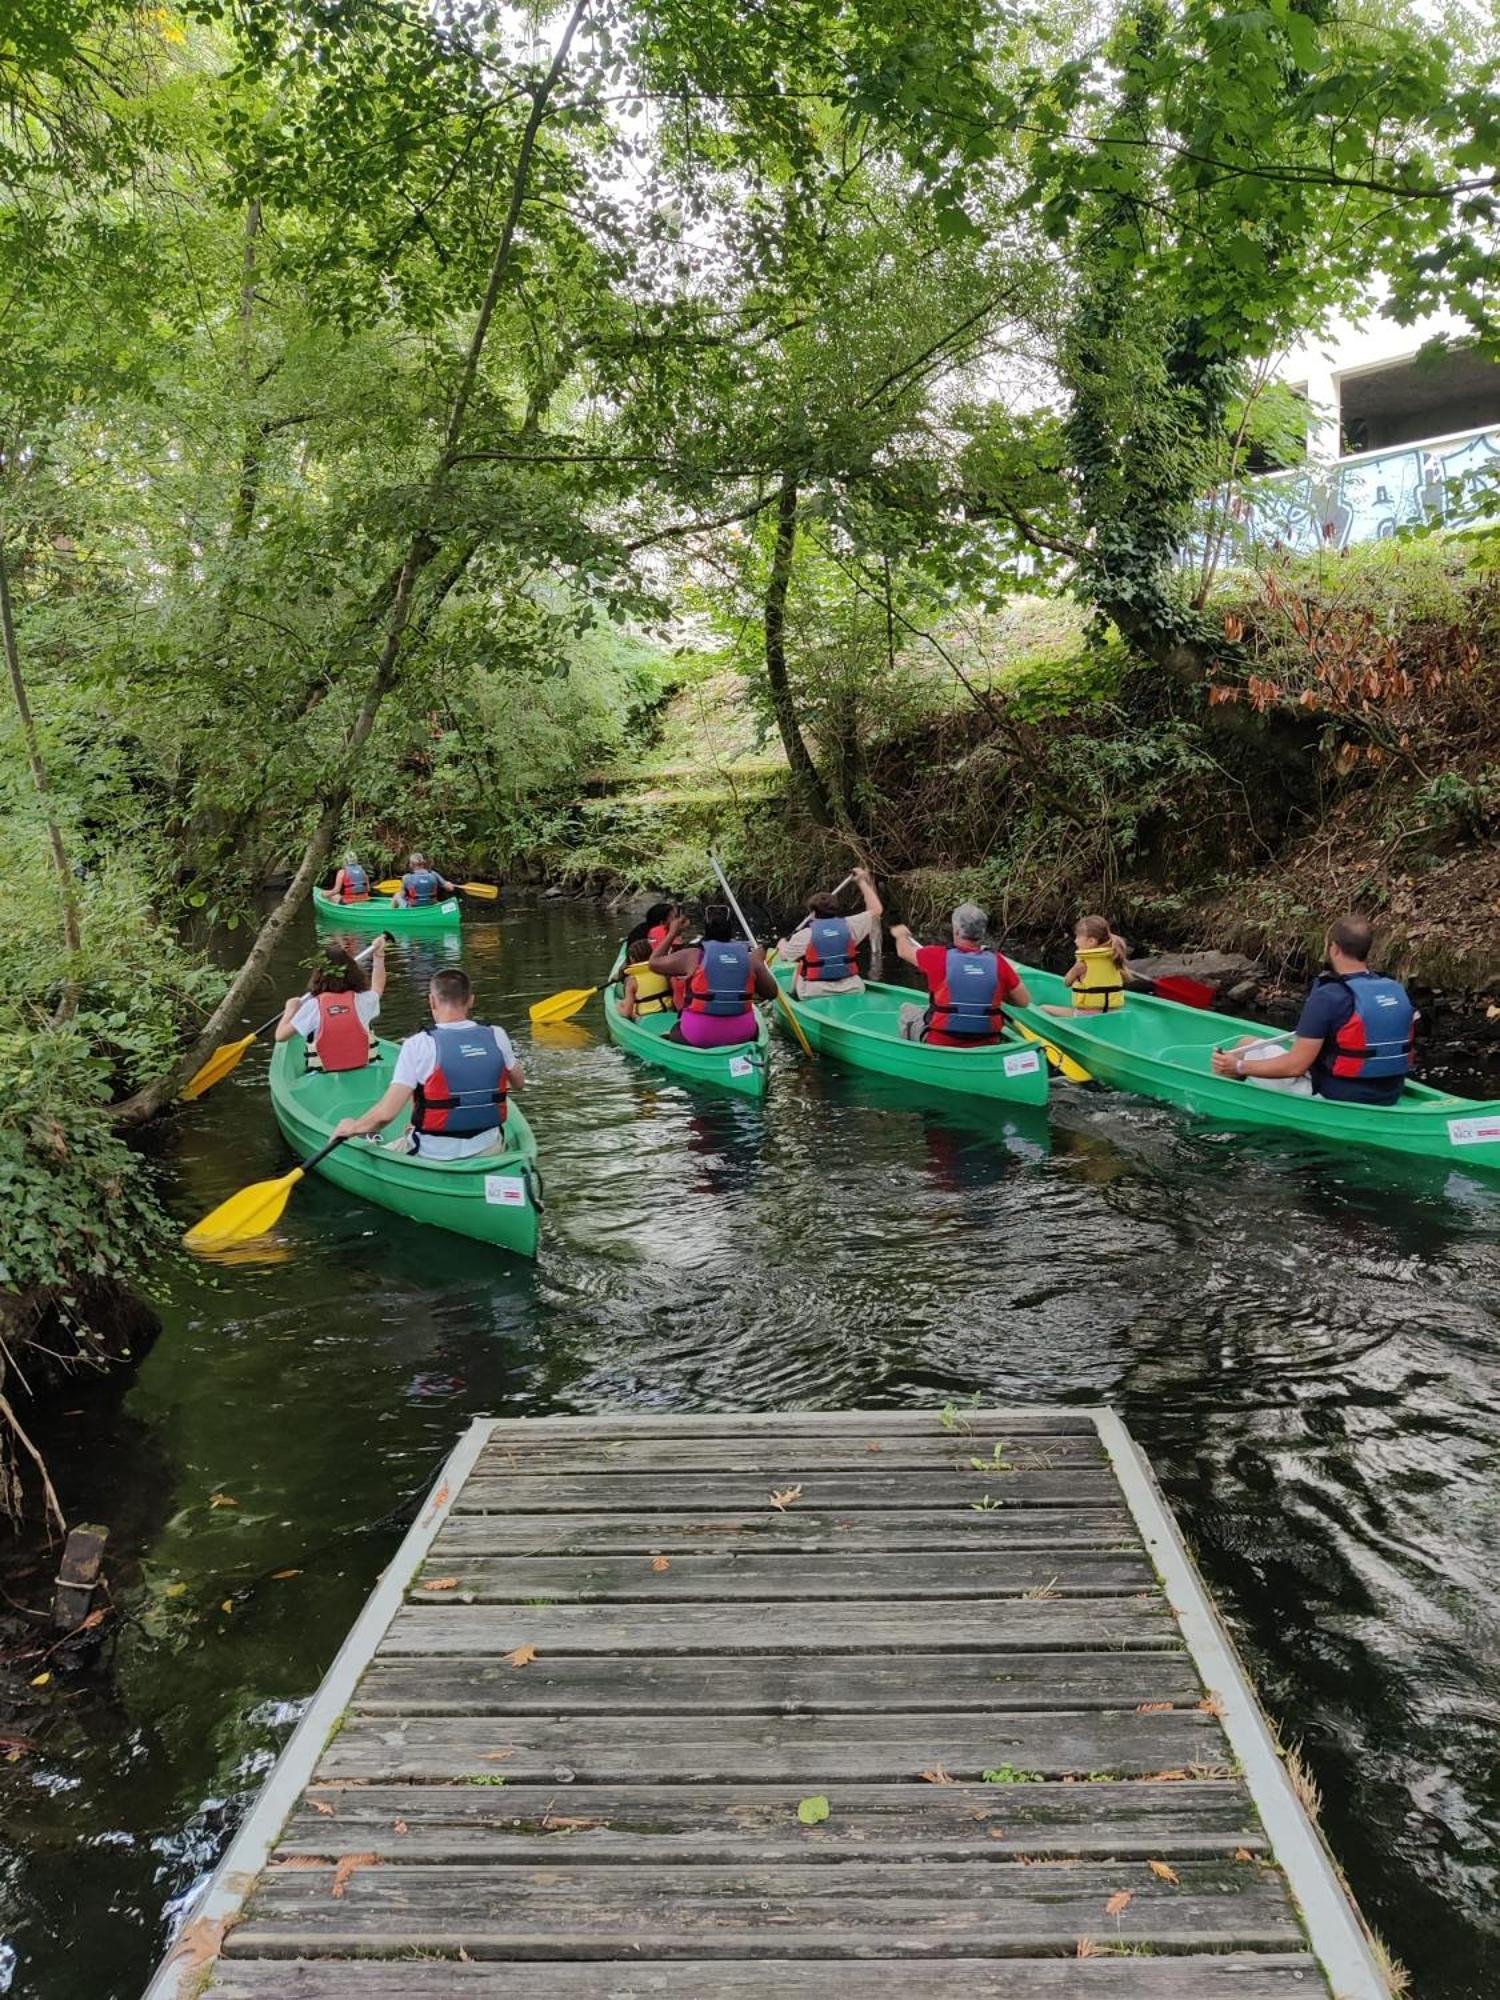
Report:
678,1009,758,1048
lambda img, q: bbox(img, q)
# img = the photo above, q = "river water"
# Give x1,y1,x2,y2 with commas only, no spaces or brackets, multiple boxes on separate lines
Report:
3,898,1499,1998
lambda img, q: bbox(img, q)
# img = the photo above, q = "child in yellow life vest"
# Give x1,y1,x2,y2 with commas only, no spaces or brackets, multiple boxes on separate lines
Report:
618,902,679,1021
1042,914,1131,1016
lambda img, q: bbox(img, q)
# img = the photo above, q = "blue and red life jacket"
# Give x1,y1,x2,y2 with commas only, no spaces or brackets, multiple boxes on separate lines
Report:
1320,972,1415,1084
687,941,755,1017
339,863,369,903
925,948,1006,1041
402,869,442,906
803,918,857,984
314,992,370,1072
411,1023,509,1137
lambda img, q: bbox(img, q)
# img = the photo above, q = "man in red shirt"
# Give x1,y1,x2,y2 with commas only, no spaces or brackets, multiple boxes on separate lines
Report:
891,903,1032,1046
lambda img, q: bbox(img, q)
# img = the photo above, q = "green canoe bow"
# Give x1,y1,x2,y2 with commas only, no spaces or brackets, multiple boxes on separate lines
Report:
1008,959,1500,1174
770,964,1050,1106
312,885,462,933
603,957,769,1098
269,1037,541,1258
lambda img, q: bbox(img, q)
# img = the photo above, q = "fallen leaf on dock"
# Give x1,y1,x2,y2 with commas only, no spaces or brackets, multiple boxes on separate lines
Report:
419,1577,459,1593
1104,1890,1133,1917
988,1828,1007,1840
481,1748,516,1762
651,1556,671,1573
392,1820,408,1835
1234,1846,1255,1862
1075,1937,1099,1958
1135,1701,1174,1714
1148,1860,1180,1884
543,1814,606,1832
1197,1693,1226,1718
307,1798,336,1817
797,1795,831,1826
273,1856,325,1870
865,1441,881,1452
770,1485,803,1511
504,1644,537,1669
921,1765,955,1785
330,1852,380,1899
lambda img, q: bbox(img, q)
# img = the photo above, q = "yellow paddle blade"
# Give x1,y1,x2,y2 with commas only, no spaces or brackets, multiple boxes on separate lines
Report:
183,1167,306,1254
179,1033,257,1101
375,879,403,894
775,985,814,1059
459,881,499,900
529,985,599,1025
1015,1020,1092,1085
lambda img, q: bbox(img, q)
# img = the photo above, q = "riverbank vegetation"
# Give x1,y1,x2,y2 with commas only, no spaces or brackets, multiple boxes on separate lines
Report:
3,0,1498,1498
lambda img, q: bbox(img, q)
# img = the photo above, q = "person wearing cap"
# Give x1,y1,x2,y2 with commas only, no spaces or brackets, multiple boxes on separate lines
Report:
890,903,1031,1046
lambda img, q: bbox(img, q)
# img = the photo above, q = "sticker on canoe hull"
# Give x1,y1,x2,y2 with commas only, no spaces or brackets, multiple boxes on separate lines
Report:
1447,1116,1500,1147
1003,1049,1043,1078
484,1175,528,1206
728,1056,756,1078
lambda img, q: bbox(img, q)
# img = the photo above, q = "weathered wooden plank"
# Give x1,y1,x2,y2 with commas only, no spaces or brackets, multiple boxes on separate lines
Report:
381,1598,1175,1657
472,1437,1107,1475
435,1508,1138,1556
211,1953,1326,1996
226,1859,1300,1957
316,1708,1226,1784
353,1650,1198,1717
455,1470,1121,1513
479,1410,1101,1441
279,1779,1268,1863
409,1551,1152,1603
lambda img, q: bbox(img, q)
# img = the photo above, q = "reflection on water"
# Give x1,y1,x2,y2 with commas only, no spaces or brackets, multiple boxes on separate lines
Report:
3,898,1500,1998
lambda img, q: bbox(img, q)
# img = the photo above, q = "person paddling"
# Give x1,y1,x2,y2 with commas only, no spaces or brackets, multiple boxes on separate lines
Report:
649,904,778,1048
892,903,1032,1045
332,967,523,1158
274,941,386,1072
394,851,456,908
1211,916,1416,1103
330,853,372,904
777,867,883,999
618,902,681,1021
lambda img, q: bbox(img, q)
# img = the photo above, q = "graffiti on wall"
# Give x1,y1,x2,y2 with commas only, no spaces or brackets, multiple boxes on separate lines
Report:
1209,426,1500,560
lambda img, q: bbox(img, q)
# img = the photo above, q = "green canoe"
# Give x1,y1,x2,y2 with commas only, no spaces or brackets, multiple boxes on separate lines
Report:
268,1037,541,1258
1008,959,1500,1174
771,964,1050,1107
603,957,769,1098
312,885,462,933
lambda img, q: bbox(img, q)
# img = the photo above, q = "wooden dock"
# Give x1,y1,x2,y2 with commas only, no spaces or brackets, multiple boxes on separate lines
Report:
149,1408,1390,1998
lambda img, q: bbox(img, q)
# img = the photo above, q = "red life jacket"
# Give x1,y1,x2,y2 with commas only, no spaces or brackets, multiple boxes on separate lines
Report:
315,992,370,1072
338,864,369,903
687,941,755,1016
924,947,1006,1043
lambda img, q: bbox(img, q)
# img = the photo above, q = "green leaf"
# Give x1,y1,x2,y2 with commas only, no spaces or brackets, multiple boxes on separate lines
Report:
797,1794,831,1826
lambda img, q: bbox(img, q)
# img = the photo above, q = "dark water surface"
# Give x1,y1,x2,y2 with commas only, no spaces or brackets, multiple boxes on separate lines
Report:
3,899,1499,1998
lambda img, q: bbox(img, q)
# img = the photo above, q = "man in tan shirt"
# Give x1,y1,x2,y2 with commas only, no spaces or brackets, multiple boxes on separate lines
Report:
777,867,884,998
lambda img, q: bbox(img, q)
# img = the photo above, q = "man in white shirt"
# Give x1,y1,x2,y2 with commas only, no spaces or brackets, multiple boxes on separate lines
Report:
777,866,883,998
332,968,524,1161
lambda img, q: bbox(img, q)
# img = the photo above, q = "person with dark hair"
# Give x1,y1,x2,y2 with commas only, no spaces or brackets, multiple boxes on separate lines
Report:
618,901,680,1021
274,940,386,1073
1211,917,1416,1104
891,903,1032,1046
648,903,778,1048
332,965,523,1158
393,850,455,908
777,867,883,999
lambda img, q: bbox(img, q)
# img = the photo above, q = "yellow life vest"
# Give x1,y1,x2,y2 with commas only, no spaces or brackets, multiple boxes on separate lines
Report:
624,960,674,1015
1074,944,1125,1012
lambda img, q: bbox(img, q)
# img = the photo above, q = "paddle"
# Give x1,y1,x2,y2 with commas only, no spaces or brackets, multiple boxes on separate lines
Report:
180,935,392,1101
710,853,814,1060
530,976,624,1026
1014,1019,1094,1086
375,878,498,901
183,1135,347,1254
1133,972,1216,1009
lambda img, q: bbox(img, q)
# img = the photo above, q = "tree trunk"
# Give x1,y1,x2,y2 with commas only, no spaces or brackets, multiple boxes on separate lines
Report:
113,0,593,1125
763,472,837,825
0,536,82,1016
